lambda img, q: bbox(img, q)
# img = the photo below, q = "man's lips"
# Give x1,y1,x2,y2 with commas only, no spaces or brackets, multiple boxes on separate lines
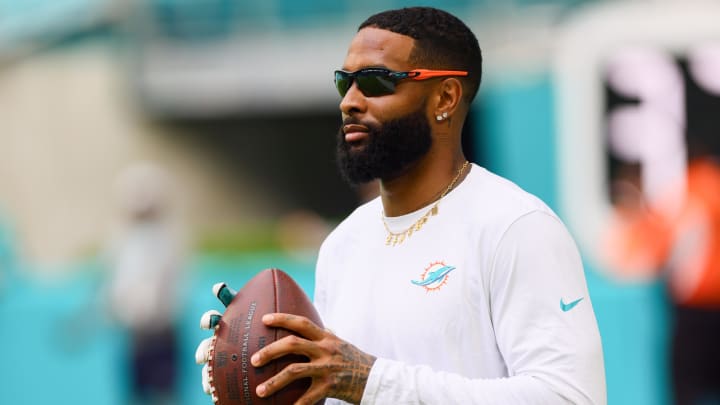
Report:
343,124,369,143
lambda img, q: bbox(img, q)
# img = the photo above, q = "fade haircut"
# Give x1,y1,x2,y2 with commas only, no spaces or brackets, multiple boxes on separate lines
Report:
359,7,483,105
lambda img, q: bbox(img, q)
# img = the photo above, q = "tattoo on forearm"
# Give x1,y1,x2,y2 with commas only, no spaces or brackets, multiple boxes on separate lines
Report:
330,342,376,403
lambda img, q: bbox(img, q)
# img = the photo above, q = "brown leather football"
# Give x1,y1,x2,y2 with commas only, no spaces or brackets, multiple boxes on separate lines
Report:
207,268,325,405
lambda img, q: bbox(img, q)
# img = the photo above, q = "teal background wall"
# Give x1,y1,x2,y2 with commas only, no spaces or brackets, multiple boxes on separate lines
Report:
479,77,558,210
0,253,317,405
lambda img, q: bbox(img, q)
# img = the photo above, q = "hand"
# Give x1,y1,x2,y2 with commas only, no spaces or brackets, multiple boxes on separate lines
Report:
251,313,376,405
194,282,237,402
194,283,377,404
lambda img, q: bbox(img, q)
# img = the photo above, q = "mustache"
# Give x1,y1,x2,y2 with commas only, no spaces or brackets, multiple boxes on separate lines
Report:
342,116,360,126
342,116,375,128
340,118,377,143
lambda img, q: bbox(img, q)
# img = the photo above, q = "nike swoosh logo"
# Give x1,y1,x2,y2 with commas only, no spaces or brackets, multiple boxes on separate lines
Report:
560,297,583,312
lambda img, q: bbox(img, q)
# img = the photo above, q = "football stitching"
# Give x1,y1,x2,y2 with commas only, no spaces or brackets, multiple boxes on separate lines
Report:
271,268,281,391
208,334,218,403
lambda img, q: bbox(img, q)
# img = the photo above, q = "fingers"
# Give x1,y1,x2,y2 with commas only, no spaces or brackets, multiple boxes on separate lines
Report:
252,334,317,368
212,282,236,307
195,336,215,364
255,362,316,399
200,310,222,330
296,382,330,405
251,314,326,368
197,282,236,400
262,313,326,341
201,363,212,395
202,363,220,402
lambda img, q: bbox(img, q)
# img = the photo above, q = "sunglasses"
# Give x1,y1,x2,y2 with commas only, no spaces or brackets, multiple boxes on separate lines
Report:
334,67,469,97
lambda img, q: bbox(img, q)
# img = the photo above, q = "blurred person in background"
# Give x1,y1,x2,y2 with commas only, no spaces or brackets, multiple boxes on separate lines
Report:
106,162,187,405
276,209,332,260
604,139,720,405
196,7,605,404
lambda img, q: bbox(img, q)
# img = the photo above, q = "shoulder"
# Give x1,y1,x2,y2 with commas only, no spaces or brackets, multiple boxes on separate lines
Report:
452,165,576,264
461,164,559,224
317,196,381,258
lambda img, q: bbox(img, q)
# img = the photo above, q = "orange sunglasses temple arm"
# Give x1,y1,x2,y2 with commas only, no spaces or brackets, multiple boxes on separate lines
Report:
409,69,469,80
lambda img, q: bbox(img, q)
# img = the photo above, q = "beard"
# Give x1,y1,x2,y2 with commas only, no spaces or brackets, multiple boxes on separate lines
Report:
336,108,433,185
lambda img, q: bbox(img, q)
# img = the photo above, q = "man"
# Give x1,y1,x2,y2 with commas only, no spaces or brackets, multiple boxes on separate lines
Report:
107,163,185,405
197,7,606,404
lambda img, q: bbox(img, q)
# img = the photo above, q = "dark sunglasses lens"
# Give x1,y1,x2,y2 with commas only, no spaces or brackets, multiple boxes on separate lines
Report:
356,74,395,96
335,72,352,96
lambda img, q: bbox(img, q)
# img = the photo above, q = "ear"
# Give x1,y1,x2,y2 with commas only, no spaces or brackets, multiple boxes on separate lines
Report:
430,78,463,124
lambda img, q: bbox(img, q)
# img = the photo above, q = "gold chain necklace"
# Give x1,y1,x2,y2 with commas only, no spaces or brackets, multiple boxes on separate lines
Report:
382,161,469,246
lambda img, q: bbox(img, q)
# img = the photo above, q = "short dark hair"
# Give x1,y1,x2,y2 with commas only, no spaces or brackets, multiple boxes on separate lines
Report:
359,7,483,104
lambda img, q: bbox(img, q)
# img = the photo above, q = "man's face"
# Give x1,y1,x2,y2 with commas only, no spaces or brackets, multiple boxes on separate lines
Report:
336,28,435,185
336,106,432,185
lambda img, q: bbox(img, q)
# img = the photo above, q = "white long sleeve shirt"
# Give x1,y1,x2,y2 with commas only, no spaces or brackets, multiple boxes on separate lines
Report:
314,164,606,404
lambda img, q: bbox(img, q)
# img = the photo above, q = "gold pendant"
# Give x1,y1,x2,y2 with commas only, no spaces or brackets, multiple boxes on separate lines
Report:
381,161,468,247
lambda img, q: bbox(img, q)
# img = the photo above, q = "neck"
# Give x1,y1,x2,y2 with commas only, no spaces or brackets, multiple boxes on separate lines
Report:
380,151,469,217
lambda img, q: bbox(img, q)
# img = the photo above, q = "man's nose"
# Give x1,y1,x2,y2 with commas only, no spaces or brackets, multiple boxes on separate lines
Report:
339,80,367,115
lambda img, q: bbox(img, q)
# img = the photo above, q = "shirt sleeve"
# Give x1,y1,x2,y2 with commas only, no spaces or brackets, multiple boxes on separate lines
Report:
359,211,606,405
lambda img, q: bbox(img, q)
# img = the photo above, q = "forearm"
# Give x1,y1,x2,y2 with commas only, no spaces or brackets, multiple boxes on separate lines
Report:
360,358,585,405
328,342,376,404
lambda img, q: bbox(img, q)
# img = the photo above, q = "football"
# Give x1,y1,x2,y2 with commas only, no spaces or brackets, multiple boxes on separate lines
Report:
207,268,325,405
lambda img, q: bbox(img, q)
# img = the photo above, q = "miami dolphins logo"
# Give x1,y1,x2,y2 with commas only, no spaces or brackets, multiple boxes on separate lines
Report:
411,261,456,292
